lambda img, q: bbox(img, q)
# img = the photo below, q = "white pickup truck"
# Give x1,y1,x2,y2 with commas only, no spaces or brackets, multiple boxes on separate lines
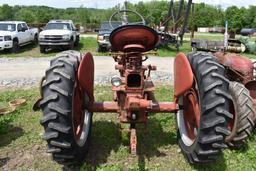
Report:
0,21,39,53
39,20,80,53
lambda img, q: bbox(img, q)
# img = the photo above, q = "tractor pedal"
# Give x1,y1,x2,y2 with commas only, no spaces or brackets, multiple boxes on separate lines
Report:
130,128,137,156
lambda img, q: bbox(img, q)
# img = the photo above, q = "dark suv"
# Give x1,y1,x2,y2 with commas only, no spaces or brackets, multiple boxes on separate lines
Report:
97,21,121,52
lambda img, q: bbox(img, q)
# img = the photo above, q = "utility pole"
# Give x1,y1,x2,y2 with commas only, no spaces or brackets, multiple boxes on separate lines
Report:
123,1,128,25
224,21,229,51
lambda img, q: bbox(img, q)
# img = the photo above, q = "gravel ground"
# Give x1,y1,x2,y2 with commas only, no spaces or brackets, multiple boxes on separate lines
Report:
0,55,174,90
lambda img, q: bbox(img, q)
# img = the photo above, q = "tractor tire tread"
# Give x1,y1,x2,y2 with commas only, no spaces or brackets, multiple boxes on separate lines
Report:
226,82,255,148
40,50,92,166
178,52,230,164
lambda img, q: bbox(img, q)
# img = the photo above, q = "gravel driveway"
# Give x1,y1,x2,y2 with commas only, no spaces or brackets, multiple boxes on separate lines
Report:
0,55,174,89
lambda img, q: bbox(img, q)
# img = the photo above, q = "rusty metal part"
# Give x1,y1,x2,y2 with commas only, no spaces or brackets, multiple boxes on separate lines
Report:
9,99,26,108
191,39,246,53
110,25,159,52
72,83,86,141
183,85,201,141
0,98,27,115
0,106,15,115
110,51,158,56
245,81,256,119
88,101,178,113
245,81,256,99
33,76,46,111
174,53,194,97
130,128,137,155
88,102,119,113
214,52,254,84
78,52,95,101
227,99,235,135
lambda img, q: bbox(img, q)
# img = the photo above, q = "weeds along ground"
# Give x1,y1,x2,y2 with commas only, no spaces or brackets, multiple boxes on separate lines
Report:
0,86,256,170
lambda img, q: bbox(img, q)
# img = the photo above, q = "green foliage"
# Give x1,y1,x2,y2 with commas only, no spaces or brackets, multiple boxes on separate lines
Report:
0,2,255,32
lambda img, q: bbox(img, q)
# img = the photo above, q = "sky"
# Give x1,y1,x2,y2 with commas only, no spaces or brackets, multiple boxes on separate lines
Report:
0,0,255,9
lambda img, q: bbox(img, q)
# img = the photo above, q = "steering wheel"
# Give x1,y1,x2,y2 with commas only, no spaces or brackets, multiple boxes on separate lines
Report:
109,10,146,29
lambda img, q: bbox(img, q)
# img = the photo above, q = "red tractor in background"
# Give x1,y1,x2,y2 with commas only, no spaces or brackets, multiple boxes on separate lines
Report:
36,9,256,168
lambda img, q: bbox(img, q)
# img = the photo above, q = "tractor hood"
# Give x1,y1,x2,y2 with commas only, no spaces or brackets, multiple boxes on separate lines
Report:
40,29,71,36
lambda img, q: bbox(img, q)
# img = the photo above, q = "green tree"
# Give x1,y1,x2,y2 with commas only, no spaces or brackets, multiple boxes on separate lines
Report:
0,4,14,20
15,8,36,23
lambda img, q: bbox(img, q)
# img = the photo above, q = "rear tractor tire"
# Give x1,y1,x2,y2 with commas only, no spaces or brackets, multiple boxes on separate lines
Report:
176,52,231,164
39,51,92,166
225,81,255,148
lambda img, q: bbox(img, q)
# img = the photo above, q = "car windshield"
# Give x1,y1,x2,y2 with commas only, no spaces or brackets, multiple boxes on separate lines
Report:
100,22,122,31
45,23,71,30
0,24,16,31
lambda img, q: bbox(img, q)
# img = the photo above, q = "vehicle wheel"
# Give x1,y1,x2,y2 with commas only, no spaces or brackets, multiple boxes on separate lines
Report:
33,34,38,45
69,40,75,50
40,45,46,53
97,45,104,52
225,81,255,148
11,40,19,53
74,36,80,46
176,42,180,51
39,51,92,166
176,52,231,164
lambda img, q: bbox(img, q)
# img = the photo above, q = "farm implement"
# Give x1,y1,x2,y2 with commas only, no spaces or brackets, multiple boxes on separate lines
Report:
35,9,256,167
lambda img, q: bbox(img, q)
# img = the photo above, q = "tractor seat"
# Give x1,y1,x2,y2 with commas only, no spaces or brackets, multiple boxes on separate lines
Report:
109,25,159,53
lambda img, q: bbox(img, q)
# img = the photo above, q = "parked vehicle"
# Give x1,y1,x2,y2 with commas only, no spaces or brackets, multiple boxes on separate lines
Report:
0,21,38,53
241,28,256,36
97,21,122,52
39,20,80,53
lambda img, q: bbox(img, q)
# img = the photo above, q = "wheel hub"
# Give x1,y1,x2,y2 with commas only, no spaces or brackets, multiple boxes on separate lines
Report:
183,89,200,141
177,85,201,146
72,83,90,147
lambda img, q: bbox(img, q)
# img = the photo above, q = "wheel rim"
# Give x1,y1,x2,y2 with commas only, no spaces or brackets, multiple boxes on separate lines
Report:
177,83,201,146
228,101,235,131
72,83,91,147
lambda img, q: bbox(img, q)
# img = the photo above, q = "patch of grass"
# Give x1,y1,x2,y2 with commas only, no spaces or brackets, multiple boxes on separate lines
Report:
0,86,256,170
0,33,255,59
0,37,104,58
157,41,192,57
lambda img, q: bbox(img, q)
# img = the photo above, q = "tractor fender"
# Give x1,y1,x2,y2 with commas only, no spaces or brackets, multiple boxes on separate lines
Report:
245,80,256,99
78,52,94,101
214,52,253,79
174,53,194,98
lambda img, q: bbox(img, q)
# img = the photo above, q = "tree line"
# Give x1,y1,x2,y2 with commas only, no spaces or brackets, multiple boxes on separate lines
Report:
0,1,255,32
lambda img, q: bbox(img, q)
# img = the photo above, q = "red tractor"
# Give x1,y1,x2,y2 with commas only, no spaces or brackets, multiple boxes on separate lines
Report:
211,52,256,148
36,11,256,167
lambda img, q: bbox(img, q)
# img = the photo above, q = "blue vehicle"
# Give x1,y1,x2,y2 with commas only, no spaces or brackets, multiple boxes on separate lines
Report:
97,21,121,52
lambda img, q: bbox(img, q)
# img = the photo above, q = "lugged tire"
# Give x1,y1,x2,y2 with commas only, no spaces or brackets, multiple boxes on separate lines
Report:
226,81,255,148
176,52,231,164
39,50,92,166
